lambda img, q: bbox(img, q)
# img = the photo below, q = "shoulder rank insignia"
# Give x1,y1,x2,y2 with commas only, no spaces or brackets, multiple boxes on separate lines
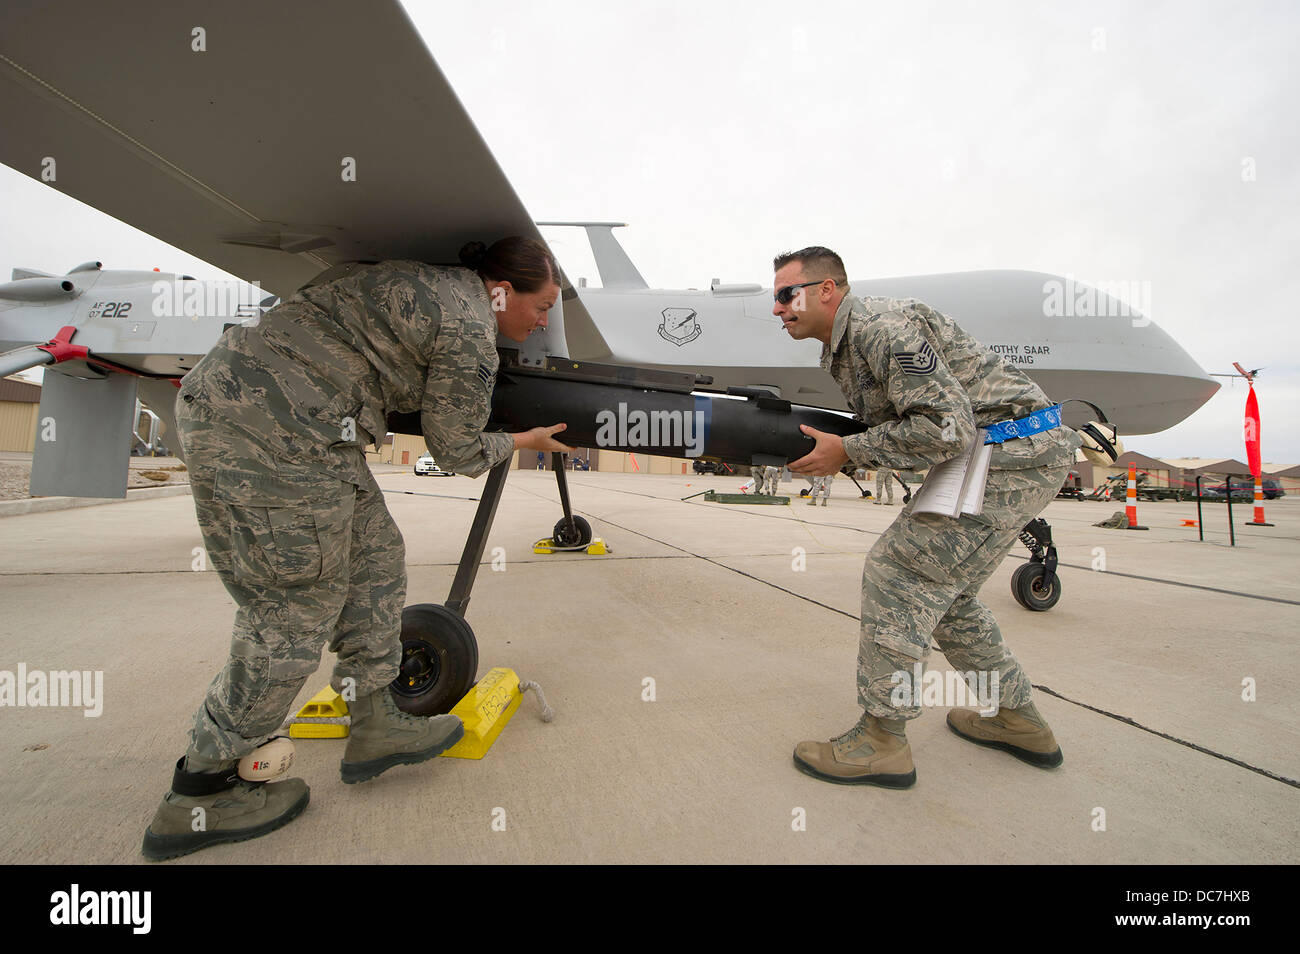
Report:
892,340,938,375
476,364,494,387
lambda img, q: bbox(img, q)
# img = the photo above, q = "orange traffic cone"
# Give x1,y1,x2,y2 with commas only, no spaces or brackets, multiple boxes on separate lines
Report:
1126,464,1149,530
1246,475,1274,527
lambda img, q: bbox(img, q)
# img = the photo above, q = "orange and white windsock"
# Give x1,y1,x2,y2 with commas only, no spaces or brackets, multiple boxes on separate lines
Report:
1126,464,1139,528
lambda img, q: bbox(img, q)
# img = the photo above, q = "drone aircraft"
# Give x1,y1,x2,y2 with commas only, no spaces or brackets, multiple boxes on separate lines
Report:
0,1,1219,712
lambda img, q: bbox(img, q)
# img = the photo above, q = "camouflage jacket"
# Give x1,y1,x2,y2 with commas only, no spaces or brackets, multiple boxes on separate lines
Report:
823,293,1080,472
178,260,515,484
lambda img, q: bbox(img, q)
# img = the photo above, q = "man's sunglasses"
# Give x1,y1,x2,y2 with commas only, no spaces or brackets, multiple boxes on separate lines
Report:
774,280,829,305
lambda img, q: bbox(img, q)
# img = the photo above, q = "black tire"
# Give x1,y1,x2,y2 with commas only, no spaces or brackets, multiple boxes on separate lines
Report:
799,488,810,497
1012,563,1061,612
552,514,593,548
1010,564,1031,609
390,604,478,716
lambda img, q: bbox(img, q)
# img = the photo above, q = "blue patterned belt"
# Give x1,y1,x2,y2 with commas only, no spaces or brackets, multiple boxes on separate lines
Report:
983,404,1063,444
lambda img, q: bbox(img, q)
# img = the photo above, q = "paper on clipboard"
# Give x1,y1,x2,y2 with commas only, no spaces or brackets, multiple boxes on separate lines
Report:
910,428,993,517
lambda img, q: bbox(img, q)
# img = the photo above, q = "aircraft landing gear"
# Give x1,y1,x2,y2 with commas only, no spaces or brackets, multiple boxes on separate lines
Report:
388,452,601,715
553,514,593,547
390,458,511,716
392,604,478,716
1012,517,1061,611
549,452,593,548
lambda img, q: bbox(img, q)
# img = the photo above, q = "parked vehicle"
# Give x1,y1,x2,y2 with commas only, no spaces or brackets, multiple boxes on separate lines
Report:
1057,471,1085,500
1202,477,1283,500
414,454,453,476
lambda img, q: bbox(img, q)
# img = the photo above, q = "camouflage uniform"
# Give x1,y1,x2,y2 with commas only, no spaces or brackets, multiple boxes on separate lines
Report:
750,465,766,494
175,261,513,761
763,465,780,497
810,473,833,505
874,468,896,504
823,293,1080,720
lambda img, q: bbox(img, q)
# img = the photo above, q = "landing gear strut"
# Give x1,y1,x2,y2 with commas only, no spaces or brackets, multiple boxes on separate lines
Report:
388,452,597,714
390,458,511,715
550,451,593,547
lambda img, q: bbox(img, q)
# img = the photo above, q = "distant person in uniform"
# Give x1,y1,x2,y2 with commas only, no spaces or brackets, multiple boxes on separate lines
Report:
874,467,896,505
763,465,780,497
143,238,572,859
537,451,546,469
774,246,1080,789
809,472,834,506
749,464,766,494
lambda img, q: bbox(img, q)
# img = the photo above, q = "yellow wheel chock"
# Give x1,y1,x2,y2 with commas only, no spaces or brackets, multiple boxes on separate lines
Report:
440,667,524,760
288,686,350,739
532,536,611,555
287,668,548,759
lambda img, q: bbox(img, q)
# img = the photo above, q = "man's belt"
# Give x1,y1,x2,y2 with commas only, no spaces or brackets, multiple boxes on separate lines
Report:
983,405,1063,444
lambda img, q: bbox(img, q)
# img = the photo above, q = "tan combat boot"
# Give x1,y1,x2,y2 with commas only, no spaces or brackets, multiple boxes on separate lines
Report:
793,714,916,788
340,687,463,784
946,704,1063,767
141,758,309,861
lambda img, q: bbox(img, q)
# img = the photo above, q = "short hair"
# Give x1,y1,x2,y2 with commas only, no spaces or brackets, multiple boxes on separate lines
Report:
772,246,847,285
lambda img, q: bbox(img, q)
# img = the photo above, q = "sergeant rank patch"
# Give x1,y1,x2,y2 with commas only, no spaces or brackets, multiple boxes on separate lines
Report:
892,340,938,375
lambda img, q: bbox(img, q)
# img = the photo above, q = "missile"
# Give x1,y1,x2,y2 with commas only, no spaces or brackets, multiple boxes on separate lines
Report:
388,351,866,467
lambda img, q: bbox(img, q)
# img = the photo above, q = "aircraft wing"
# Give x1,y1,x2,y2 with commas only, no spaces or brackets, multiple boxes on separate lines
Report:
0,0,587,339
0,0,599,497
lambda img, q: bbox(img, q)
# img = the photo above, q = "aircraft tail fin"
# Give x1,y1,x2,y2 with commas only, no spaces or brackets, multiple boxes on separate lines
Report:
537,221,648,290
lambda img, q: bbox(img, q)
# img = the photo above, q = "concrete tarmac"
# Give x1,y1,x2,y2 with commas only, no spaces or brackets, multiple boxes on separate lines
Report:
0,468,1295,864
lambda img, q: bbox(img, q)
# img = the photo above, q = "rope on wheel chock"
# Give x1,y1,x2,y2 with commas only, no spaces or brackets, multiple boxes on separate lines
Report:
519,679,555,722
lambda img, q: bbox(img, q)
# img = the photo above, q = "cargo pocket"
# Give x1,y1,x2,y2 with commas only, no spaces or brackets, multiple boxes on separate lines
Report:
879,511,1002,584
976,465,1068,531
214,468,353,587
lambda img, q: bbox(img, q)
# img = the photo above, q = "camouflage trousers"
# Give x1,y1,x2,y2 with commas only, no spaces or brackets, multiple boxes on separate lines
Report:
858,461,1069,720
874,469,895,503
177,398,406,761
811,474,833,500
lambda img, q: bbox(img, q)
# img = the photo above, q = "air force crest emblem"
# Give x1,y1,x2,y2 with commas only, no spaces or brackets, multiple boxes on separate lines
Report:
891,340,938,375
659,308,701,346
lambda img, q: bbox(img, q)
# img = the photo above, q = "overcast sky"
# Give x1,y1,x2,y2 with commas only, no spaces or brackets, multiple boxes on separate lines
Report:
3,0,1297,464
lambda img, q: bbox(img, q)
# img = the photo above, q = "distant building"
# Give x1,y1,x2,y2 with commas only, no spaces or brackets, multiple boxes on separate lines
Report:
1101,451,1178,488
0,376,41,452
1265,463,1300,495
